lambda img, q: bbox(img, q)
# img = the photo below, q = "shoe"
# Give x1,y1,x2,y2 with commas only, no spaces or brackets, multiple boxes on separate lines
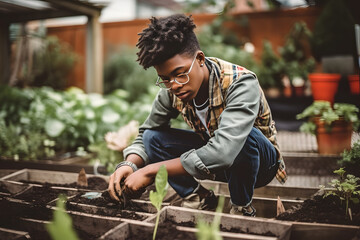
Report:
172,190,218,211
230,203,256,217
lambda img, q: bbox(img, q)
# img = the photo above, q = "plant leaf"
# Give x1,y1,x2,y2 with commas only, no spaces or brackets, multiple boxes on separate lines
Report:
45,119,65,137
46,195,79,240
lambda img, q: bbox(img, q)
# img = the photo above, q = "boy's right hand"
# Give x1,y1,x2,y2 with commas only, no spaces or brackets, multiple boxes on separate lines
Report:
108,165,134,201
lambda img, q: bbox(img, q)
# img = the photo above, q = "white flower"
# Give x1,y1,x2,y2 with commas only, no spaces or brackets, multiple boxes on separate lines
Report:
105,120,139,151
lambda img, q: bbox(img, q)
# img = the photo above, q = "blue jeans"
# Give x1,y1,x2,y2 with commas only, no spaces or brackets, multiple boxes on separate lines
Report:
143,127,278,206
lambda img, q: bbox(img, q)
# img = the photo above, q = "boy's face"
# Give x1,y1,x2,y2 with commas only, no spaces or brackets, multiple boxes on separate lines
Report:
154,52,206,102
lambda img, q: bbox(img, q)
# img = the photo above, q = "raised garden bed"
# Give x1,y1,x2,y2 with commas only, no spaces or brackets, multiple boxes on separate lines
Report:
145,206,292,240
1,169,359,240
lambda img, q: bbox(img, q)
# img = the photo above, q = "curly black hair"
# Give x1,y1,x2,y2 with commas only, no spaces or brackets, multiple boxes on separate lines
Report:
136,14,200,69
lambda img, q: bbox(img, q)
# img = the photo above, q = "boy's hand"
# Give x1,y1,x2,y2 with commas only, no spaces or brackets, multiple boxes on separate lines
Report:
108,166,133,201
123,167,154,196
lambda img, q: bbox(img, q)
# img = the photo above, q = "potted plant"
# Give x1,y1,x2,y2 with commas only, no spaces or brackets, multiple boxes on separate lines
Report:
309,0,357,104
296,101,360,155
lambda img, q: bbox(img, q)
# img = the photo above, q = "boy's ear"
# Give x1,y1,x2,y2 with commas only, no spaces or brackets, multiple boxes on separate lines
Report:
197,51,205,65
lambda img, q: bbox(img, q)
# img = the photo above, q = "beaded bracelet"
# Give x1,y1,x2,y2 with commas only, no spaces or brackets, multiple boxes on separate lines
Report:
115,161,138,172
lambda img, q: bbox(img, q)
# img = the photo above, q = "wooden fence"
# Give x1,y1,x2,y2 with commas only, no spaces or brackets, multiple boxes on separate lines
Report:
47,7,321,90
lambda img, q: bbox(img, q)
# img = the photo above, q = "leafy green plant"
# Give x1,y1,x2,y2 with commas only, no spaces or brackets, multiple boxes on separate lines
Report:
46,194,79,240
149,165,168,240
296,101,360,135
320,168,360,218
339,141,360,178
196,195,224,240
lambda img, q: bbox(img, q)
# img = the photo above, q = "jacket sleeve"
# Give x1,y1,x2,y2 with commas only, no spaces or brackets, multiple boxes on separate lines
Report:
180,73,260,179
123,89,179,165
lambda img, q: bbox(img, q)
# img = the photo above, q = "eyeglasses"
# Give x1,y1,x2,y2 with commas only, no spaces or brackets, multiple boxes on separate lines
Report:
156,55,197,90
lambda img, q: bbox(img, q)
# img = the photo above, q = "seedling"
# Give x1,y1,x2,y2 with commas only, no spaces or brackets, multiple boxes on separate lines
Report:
320,168,360,219
196,195,224,240
149,165,168,240
47,194,79,240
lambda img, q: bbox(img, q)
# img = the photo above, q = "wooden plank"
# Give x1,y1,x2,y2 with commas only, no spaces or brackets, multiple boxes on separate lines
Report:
0,227,30,240
0,160,108,175
1,169,108,184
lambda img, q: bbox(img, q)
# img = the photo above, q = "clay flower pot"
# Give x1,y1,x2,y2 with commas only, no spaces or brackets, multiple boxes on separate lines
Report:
314,117,352,155
309,73,341,104
348,74,360,94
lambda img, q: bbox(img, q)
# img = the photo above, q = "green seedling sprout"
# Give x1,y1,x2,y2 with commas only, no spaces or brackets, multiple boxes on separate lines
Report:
149,165,168,240
320,168,360,219
47,194,79,240
196,195,225,240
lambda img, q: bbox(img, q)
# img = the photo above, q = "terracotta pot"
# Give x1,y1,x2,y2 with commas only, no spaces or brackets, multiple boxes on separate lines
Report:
314,117,352,155
309,73,341,104
348,74,360,94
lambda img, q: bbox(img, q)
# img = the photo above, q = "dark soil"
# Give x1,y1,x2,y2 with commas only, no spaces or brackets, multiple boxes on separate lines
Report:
66,191,148,220
0,184,10,194
21,176,108,191
14,185,67,205
126,220,197,240
276,195,360,226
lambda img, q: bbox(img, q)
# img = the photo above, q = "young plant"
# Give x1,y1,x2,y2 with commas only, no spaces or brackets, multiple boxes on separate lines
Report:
46,194,79,240
339,141,360,177
320,168,360,219
149,165,168,240
196,195,225,240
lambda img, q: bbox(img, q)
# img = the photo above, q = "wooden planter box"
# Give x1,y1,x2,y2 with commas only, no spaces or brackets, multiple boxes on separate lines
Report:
101,216,279,240
145,206,292,240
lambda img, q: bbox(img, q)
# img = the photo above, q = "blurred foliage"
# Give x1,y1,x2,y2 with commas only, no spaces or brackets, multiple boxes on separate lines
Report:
311,0,356,61
104,47,157,103
0,85,155,160
88,141,123,172
11,25,77,90
47,195,79,240
30,36,77,89
339,141,360,178
257,41,284,89
279,22,315,82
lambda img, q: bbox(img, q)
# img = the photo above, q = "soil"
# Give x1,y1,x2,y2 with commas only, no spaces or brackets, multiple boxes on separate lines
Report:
14,185,67,205
21,176,108,191
66,191,148,220
126,220,197,240
276,195,360,226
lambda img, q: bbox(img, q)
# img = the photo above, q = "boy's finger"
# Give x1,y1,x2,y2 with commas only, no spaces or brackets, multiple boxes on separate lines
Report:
108,173,120,201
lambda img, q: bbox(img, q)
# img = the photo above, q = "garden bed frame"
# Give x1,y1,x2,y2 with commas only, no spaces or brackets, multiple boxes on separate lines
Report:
0,169,359,240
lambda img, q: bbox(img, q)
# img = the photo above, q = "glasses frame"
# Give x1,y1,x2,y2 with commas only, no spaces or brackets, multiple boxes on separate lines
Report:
156,54,198,90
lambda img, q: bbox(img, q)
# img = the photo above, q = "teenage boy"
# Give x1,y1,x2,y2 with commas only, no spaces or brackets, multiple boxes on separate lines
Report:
108,14,287,216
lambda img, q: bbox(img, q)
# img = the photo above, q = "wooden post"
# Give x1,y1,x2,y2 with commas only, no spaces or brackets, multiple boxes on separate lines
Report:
0,21,10,85
86,14,103,94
